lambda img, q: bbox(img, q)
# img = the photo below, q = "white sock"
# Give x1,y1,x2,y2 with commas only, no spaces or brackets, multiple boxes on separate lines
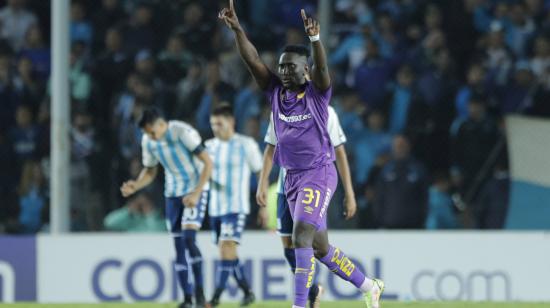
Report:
359,277,375,292
292,306,305,308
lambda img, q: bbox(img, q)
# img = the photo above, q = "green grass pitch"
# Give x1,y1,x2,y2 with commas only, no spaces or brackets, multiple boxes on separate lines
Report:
1,302,550,308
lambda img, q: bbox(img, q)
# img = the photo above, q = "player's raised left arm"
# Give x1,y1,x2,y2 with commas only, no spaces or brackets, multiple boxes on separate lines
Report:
301,9,330,91
334,145,357,220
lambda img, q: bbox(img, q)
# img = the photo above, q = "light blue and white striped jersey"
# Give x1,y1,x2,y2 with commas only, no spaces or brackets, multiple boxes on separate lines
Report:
142,120,204,197
264,106,347,194
205,133,263,216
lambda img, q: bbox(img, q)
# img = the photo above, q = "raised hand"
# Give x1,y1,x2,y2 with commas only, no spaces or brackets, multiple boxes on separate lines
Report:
218,0,241,30
301,9,320,37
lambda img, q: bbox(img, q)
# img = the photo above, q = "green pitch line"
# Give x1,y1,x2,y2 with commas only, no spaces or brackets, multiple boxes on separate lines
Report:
1,302,550,308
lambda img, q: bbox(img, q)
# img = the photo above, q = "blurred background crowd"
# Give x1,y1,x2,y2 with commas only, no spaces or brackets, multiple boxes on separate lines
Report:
0,0,549,233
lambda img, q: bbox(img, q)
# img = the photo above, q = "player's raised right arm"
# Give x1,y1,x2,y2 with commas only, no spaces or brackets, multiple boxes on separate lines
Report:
120,166,158,197
219,0,271,90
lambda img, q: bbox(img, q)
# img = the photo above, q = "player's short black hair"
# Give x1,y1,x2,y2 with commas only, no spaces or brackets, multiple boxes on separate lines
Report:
137,106,164,128
282,44,310,58
211,103,234,118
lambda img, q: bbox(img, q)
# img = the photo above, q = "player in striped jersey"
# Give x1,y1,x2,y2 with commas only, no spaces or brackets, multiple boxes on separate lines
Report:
205,104,263,307
256,106,357,308
120,107,212,308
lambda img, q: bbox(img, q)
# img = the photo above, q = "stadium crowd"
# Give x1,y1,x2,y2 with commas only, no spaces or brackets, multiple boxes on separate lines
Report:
0,0,549,233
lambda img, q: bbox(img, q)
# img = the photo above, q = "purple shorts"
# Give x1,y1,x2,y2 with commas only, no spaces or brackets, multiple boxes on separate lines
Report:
284,163,338,231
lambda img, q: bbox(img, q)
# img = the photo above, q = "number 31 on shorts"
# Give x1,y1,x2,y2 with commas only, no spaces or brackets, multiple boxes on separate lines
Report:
302,188,321,207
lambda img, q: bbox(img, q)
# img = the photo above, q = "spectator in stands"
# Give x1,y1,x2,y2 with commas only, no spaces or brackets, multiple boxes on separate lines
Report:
175,2,216,58
387,64,421,134
9,105,39,172
354,38,393,109
334,91,364,143
123,3,157,54
103,192,165,232
93,27,131,120
157,34,193,85
91,0,126,53
450,96,499,197
69,42,91,102
17,160,46,233
375,12,403,60
455,63,489,120
481,22,513,87
195,60,235,134
506,2,536,57
417,48,457,109
330,23,373,87
333,0,372,25
415,48,457,171
234,76,261,133
70,1,93,47
426,171,459,229
530,35,550,87
359,153,390,229
134,49,164,96
47,42,91,105
176,60,205,120
18,25,50,81
408,6,446,72
373,135,428,228
70,109,96,230
116,78,153,162
0,0,37,51
475,163,510,229
13,57,44,110
353,109,391,188
498,61,535,114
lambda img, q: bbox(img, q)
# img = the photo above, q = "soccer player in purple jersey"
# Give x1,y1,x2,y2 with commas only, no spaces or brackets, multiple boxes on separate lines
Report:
219,1,385,307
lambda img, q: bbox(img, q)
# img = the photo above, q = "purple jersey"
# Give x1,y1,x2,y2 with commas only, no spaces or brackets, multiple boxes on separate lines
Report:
265,75,335,170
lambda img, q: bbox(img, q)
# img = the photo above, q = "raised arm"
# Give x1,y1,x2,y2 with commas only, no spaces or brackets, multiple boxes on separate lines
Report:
219,0,271,90
301,9,330,91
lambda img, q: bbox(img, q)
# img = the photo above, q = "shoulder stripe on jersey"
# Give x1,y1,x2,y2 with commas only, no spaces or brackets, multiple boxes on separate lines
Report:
165,129,190,195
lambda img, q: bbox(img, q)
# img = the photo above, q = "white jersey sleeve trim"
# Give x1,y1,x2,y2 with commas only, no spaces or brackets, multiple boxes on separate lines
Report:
327,106,347,147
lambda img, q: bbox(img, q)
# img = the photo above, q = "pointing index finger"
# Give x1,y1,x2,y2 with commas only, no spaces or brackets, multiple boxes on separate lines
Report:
301,9,307,21
230,0,235,12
